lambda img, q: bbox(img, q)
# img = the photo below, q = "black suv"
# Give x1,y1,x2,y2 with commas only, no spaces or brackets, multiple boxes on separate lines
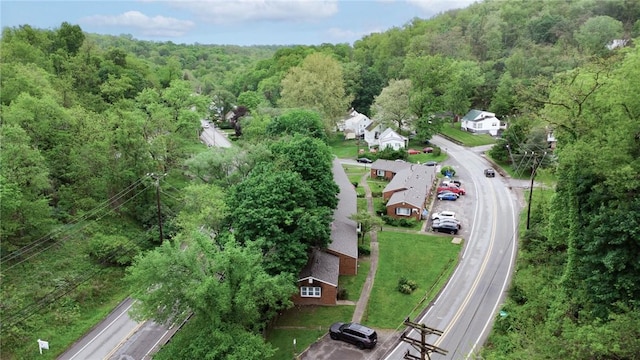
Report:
432,222,459,235
329,322,377,349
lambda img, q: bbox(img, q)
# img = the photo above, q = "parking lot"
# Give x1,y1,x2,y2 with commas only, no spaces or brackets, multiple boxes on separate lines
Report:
298,329,399,360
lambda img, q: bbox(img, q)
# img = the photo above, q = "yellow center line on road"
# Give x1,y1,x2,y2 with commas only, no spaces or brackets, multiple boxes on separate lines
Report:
433,177,498,349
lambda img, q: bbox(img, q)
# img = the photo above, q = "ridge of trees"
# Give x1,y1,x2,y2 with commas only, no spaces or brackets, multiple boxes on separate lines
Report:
2,0,640,358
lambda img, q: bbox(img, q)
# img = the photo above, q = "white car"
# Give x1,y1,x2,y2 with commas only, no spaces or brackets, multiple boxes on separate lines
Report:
203,122,210,128
431,210,456,221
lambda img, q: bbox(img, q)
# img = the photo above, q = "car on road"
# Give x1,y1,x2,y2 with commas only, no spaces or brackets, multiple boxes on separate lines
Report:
423,147,434,153
425,161,438,166
432,222,459,234
329,322,378,349
203,123,210,128
357,157,373,164
408,149,421,155
431,210,457,221
437,192,458,201
437,186,466,195
484,168,496,177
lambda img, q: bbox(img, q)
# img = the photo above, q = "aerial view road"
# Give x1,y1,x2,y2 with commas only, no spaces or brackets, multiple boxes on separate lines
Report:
383,136,521,359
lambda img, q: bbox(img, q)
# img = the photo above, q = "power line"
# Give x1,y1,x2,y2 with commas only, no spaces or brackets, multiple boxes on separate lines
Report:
1,175,151,265
2,181,154,272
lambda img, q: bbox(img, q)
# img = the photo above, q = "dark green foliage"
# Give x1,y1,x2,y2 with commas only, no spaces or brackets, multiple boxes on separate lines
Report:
88,233,141,266
337,287,349,300
440,166,456,177
397,276,418,294
358,245,371,256
266,109,328,141
381,215,417,228
376,146,407,161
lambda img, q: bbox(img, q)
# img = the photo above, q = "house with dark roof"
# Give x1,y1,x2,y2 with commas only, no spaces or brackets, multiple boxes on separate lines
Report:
460,110,506,136
293,158,358,305
383,164,436,221
369,159,412,181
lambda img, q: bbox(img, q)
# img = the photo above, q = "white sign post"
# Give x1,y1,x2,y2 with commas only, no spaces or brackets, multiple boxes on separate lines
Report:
37,339,49,355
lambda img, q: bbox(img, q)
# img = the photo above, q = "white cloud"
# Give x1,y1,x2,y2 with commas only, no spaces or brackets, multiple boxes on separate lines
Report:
326,26,384,43
407,0,477,14
164,0,339,24
81,11,195,37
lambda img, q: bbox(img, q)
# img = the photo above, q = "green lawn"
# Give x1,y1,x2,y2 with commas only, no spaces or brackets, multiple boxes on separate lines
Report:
328,134,362,159
267,305,355,359
439,122,497,147
364,231,460,328
265,229,462,358
339,258,371,301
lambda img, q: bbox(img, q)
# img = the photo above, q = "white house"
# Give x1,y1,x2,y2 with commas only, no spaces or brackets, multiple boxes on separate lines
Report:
460,110,506,136
365,127,407,150
338,109,372,139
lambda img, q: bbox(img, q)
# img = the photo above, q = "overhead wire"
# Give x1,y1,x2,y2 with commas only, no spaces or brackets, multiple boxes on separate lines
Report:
1,175,152,265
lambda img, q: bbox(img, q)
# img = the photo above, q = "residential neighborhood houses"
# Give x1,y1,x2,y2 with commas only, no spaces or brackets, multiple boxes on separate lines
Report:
460,109,507,136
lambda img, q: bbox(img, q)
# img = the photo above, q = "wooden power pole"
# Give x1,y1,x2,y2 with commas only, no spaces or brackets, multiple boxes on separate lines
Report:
401,318,448,360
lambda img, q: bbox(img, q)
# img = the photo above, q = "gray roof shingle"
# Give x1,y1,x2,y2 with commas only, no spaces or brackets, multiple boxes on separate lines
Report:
298,249,340,286
385,165,435,208
328,158,358,259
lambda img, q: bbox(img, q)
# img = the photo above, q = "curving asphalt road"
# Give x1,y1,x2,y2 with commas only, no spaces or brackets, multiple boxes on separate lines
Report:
383,136,521,359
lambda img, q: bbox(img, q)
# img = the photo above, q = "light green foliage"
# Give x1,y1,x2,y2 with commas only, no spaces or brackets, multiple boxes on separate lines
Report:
574,15,623,56
236,90,264,111
371,78,414,131
279,52,353,130
127,232,295,329
176,183,228,234
349,210,384,243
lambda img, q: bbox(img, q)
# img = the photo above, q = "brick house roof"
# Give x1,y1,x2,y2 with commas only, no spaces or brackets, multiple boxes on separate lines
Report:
298,249,339,287
328,158,358,259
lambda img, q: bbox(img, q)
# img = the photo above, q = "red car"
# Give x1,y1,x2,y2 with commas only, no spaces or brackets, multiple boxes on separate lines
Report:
408,149,421,155
437,186,466,195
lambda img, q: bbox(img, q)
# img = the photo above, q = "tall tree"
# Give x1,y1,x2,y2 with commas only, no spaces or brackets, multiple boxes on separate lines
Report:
370,78,415,131
279,52,353,131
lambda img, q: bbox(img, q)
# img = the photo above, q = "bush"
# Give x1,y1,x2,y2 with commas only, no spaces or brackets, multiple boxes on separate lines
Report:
397,276,418,294
440,165,456,177
358,245,371,256
337,287,349,300
88,233,141,266
382,215,418,228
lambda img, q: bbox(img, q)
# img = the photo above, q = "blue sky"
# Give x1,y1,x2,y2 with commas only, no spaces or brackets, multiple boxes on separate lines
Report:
1,0,477,46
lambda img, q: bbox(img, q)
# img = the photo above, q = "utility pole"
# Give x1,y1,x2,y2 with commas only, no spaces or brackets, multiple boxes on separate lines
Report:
148,173,167,242
526,152,546,230
401,318,448,360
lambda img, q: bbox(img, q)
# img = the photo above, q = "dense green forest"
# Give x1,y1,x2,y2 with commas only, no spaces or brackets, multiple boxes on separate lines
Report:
2,0,640,358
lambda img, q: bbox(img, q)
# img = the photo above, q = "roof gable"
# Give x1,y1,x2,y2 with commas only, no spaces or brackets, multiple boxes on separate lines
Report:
298,249,339,286
462,109,496,122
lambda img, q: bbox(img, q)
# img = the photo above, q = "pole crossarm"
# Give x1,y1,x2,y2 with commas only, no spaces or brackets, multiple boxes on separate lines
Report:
401,318,448,359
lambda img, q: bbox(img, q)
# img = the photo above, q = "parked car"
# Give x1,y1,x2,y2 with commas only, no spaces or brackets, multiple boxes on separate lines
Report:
408,149,421,155
357,157,373,164
437,186,466,195
431,210,456,221
329,322,378,349
423,147,434,153
425,161,438,166
484,168,496,177
442,179,462,187
437,192,458,201
433,218,461,229
432,222,459,235
203,122,210,128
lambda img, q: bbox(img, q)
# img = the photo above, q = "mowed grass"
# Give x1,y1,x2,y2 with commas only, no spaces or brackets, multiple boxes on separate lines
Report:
439,122,496,147
328,135,362,159
267,305,355,359
364,231,461,328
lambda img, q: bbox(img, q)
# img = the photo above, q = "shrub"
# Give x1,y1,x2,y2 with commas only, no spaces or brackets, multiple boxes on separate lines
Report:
88,233,141,266
382,215,418,228
337,287,349,300
397,276,418,294
358,245,371,256
440,165,456,177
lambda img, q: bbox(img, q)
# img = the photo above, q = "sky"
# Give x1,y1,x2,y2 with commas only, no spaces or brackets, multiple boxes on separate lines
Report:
1,0,478,46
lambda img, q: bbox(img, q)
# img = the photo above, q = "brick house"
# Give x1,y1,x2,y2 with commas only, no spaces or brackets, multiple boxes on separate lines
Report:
369,159,412,181
383,164,436,221
294,159,358,305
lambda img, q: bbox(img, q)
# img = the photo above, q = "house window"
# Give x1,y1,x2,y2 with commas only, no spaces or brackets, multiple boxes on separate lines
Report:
396,207,411,216
492,122,497,127
376,169,385,177
300,286,321,298
477,123,483,129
